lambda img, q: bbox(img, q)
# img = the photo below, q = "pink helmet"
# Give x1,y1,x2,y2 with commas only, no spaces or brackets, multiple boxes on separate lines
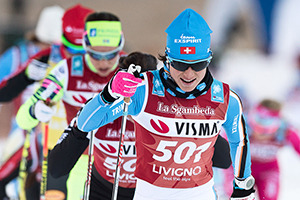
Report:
61,4,94,52
248,103,281,134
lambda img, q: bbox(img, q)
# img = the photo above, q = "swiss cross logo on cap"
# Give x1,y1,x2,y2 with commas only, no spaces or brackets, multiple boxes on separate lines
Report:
180,47,195,54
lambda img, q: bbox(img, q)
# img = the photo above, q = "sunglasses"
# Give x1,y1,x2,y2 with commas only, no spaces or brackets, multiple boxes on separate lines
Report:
85,46,121,60
82,34,124,61
167,56,212,72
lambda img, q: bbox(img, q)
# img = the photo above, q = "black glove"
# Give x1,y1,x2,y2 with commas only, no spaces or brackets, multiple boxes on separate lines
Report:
100,79,119,104
231,175,256,200
231,186,255,199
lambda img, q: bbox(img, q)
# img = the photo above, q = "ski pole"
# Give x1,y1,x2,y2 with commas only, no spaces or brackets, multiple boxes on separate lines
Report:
111,64,141,200
83,130,95,200
111,97,130,200
40,98,51,200
19,129,31,200
40,121,49,200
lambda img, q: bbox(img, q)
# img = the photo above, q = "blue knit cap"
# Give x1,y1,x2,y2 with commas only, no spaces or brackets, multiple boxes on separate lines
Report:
165,8,212,60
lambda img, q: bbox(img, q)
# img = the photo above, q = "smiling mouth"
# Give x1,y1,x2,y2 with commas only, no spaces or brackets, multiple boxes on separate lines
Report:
180,78,196,83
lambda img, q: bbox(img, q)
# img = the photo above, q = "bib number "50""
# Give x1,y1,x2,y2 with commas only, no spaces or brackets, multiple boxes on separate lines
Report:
104,157,136,172
153,140,212,164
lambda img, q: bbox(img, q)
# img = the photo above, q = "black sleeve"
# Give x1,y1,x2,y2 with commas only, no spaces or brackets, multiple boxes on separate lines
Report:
48,123,89,178
0,69,34,102
212,134,232,169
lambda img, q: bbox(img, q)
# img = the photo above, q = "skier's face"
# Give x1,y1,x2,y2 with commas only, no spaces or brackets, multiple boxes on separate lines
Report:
88,46,120,77
169,64,207,92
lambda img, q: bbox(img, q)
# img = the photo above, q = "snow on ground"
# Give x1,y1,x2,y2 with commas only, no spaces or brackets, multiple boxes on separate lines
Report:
277,146,300,199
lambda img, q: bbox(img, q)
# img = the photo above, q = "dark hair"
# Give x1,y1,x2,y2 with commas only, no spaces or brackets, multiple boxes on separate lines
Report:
119,51,157,72
86,12,120,22
158,48,167,63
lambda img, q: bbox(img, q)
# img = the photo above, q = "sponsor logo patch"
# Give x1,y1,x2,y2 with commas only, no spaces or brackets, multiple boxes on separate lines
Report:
71,56,83,76
156,102,215,117
76,80,106,92
150,119,169,133
90,28,97,37
180,47,195,54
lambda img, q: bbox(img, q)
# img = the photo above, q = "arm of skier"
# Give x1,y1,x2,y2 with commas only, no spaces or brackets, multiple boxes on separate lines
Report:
16,60,68,130
0,69,34,102
48,116,89,178
0,46,20,82
77,66,144,132
0,54,50,102
286,127,300,155
222,90,255,199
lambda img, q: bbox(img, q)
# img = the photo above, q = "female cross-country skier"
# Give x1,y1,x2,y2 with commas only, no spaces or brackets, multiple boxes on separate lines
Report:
76,8,255,200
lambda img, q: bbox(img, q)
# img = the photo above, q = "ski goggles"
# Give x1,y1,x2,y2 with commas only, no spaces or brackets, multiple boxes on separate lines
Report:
83,35,124,61
166,55,212,72
248,113,281,134
248,105,281,134
85,46,121,60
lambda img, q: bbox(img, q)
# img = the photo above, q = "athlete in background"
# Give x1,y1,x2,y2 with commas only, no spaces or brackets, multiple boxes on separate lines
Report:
0,4,63,148
243,99,300,200
0,4,93,200
49,51,157,200
0,5,64,200
16,11,127,200
0,4,63,140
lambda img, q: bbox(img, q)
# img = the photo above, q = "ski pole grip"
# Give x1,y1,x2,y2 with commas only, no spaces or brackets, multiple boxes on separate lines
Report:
124,64,141,104
124,97,130,104
127,64,141,78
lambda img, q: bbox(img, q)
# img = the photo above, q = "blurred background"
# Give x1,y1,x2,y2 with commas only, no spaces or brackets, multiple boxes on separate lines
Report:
0,0,209,57
0,0,299,103
0,0,300,199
